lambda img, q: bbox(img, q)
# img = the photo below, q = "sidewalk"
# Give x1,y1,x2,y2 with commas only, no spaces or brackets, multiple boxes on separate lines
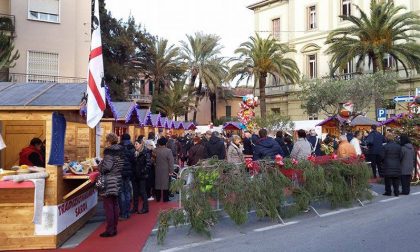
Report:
19,200,177,252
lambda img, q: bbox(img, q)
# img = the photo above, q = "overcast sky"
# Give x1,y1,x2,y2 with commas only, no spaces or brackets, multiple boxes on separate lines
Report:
105,0,256,58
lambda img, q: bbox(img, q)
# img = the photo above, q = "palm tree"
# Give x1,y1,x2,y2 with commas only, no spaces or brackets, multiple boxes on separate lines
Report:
143,38,183,95
228,33,300,119
154,81,195,120
325,0,420,76
0,33,19,81
179,33,228,122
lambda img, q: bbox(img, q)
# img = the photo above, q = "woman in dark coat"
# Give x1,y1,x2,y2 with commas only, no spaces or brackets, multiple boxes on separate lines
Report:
98,133,124,237
400,135,415,195
131,136,151,214
380,134,402,196
154,137,174,202
188,137,206,166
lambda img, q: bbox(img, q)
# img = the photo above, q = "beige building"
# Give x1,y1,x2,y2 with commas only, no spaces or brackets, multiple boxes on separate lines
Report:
248,0,420,120
189,87,253,125
0,0,91,82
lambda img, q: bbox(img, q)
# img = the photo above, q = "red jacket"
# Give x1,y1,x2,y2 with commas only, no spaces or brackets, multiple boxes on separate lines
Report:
19,146,44,166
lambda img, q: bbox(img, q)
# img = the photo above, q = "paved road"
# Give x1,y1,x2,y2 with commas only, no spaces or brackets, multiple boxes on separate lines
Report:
144,184,420,252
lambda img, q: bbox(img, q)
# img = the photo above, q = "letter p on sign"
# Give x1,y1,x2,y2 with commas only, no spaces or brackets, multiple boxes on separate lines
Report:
377,108,386,121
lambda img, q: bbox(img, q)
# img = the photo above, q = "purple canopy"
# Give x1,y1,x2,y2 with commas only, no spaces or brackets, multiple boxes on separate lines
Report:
163,118,175,129
378,113,404,126
173,121,185,130
184,121,197,130
144,113,162,127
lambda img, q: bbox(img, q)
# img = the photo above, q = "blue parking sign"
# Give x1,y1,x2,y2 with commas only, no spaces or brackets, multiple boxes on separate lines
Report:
377,108,387,121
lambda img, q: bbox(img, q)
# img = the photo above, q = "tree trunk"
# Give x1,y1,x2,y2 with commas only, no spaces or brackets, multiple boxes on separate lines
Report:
372,56,380,119
259,73,267,119
210,93,217,123
193,81,202,122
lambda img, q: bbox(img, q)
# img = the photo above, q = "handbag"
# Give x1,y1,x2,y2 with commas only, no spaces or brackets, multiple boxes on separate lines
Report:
95,173,106,191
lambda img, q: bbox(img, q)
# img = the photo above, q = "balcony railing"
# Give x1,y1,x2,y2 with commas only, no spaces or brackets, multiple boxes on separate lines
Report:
265,84,301,95
128,93,153,104
9,73,87,83
0,13,15,33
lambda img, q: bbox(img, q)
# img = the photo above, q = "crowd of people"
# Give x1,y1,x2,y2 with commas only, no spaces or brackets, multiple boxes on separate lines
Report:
96,123,416,237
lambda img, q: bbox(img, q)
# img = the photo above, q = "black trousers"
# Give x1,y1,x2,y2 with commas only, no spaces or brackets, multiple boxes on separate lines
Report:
368,154,383,178
400,175,411,194
155,189,169,202
132,179,148,211
384,176,400,196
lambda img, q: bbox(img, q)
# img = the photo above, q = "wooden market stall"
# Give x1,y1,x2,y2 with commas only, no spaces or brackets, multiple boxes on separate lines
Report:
349,115,379,132
144,113,163,138
0,83,98,250
163,117,175,136
222,122,243,136
173,121,185,136
100,102,156,145
316,115,347,137
317,115,378,137
184,121,197,132
378,113,404,128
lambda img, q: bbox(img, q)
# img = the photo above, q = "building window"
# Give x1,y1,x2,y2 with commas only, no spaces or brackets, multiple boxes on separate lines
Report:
271,108,280,114
307,54,317,79
307,6,317,30
27,51,59,82
149,81,154,95
272,18,280,39
342,0,351,17
343,60,353,79
28,0,60,23
226,106,232,119
383,54,394,69
309,114,318,120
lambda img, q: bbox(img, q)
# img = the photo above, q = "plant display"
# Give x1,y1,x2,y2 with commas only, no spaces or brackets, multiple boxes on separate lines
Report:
157,156,372,244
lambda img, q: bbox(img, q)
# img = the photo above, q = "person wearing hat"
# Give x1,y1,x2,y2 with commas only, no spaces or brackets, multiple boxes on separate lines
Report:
154,137,174,202
118,133,135,220
307,129,322,156
131,136,151,214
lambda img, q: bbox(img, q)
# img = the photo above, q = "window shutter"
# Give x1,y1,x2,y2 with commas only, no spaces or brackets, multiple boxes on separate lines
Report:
29,0,59,15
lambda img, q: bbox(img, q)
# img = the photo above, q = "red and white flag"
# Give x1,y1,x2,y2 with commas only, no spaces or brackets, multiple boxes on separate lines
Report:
87,0,106,128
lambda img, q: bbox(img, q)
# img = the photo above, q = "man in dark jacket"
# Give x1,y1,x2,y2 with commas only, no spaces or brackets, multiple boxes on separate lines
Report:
242,131,254,156
131,136,151,214
119,133,135,220
366,125,385,178
307,129,322,156
275,131,289,156
253,129,284,160
380,135,402,196
400,135,415,195
205,131,226,160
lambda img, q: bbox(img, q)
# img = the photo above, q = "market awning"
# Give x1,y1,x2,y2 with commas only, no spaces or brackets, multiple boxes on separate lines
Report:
112,102,136,122
173,121,185,130
222,122,243,130
350,115,378,126
184,121,197,130
0,82,86,110
144,113,162,127
316,115,349,126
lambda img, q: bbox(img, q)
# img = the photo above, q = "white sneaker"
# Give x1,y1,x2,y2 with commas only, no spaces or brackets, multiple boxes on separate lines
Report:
148,197,154,201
